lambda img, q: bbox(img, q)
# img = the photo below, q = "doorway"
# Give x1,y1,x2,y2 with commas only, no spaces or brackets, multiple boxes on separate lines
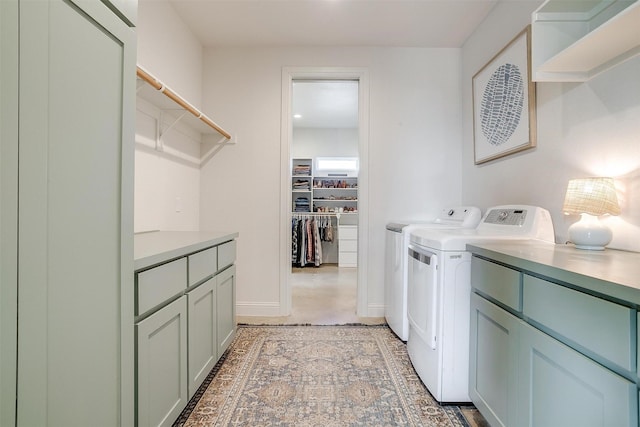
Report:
280,68,370,318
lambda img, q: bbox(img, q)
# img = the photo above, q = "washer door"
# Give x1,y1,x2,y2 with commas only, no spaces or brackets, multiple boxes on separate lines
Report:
407,245,439,350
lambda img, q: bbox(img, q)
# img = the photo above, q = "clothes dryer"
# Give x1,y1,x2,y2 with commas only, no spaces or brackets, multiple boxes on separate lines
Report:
406,205,555,403
384,206,481,341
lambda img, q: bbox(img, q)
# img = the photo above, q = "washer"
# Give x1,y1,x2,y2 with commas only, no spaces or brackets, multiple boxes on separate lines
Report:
384,206,481,341
406,205,555,403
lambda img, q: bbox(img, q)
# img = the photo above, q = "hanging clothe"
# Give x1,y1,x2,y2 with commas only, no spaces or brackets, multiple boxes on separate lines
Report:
291,215,334,267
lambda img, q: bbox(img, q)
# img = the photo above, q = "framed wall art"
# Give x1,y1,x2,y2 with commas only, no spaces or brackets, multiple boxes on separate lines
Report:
473,26,536,165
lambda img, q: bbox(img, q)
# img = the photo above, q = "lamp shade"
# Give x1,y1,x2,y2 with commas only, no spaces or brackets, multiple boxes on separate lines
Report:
562,177,621,216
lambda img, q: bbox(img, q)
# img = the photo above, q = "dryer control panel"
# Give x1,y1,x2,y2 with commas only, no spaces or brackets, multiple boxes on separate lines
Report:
484,208,527,226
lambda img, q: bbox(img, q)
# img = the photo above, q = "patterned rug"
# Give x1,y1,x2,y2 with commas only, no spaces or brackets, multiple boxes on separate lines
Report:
174,325,472,426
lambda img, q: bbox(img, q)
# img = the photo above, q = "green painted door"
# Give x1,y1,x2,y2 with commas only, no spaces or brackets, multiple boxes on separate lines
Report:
469,292,519,427
518,322,637,427
188,277,217,397
137,297,188,427
216,266,236,357
16,1,135,425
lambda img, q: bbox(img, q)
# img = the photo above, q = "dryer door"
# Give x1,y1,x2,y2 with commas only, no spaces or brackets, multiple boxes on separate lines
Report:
407,244,439,350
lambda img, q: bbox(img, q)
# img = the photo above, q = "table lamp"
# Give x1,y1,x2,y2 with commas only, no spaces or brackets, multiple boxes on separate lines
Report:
562,177,621,250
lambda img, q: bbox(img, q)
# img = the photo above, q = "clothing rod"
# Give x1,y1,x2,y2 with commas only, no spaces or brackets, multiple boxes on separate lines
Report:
136,65,232,140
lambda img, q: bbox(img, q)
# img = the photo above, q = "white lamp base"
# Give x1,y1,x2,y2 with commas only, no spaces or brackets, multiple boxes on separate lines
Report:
568,213,612,251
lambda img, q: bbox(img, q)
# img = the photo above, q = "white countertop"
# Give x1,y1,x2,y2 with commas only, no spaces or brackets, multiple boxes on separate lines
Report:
134,230,238,271
467,241,640,305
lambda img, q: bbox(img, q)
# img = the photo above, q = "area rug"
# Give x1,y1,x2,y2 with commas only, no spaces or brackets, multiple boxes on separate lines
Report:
174,325,471,426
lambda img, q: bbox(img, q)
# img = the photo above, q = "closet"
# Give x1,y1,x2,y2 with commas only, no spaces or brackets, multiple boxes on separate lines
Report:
291,158,359,267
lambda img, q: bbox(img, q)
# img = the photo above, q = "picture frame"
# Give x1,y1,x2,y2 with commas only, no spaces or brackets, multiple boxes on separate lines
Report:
472,26,536,165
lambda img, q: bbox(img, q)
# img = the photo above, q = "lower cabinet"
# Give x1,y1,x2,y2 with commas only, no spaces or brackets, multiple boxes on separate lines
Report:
518,322,636,427
470,255,639,427
187,277,217,397
216,265,236,357
469,293,519,427
134,237,237,427
136,297,188,427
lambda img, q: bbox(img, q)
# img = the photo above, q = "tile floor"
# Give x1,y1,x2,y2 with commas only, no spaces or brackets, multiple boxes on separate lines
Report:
237,265,384,325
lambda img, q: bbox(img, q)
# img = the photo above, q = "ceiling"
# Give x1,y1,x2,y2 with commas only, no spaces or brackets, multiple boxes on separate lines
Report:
167,0,498,48
164,0,500,128
292,80,359,128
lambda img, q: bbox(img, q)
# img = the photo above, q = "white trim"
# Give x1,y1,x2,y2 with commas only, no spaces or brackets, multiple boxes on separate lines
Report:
367,304,385,318
280,67,370,317
236,301,283,317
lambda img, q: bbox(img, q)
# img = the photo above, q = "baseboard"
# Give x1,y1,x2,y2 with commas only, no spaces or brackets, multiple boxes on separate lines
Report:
236,301,282,317
366,303,385,318
237,302,384,318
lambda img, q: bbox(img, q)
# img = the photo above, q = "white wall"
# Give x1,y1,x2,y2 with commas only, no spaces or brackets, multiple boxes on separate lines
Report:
461,1,640,251
134,101,202,232
135,0,205,232
199,47,463,316
137,0,202,106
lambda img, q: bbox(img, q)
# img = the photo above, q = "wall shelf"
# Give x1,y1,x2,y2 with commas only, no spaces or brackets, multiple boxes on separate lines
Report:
136,65,231,140
291,158,358,214
532,0,640,81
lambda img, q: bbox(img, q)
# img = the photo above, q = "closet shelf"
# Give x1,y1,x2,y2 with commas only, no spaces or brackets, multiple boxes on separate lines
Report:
136,65,231,140
532,0,640,81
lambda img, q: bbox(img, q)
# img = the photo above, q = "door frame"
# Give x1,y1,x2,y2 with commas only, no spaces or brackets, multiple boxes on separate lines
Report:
280,67,370,316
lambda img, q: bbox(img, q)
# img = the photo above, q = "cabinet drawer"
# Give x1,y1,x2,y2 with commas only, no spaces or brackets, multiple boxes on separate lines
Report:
471,257,521,311
339,252,358,267
340,239,357,252
188,246,217,287
218,240,236,270
339,226,358,240
137,258,187,315
523,275,633,371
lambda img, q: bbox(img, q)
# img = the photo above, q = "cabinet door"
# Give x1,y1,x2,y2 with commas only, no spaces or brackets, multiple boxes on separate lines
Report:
469,293,519,427
518,322,637,427
188,277,217,397
217,266,237,357
17,1,135,426
137,297,188,427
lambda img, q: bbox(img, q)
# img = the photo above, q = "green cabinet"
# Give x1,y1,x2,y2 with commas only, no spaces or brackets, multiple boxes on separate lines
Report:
470,254,639,427
137,297,189,427
134,235,237,426
469,293,519,427
518,321,636,427
2,1,136,425
188,277,217,397
217,266,237,357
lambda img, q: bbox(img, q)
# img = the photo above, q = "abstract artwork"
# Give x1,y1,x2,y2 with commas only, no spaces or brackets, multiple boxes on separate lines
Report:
473,26,536,164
